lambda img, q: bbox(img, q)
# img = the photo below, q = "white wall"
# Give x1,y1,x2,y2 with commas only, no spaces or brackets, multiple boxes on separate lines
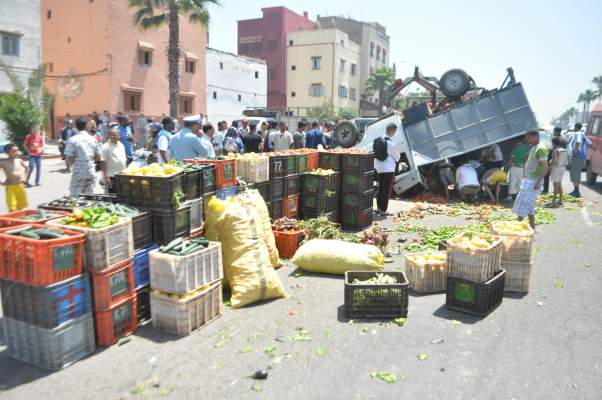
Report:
0,0,42,141
206,48,267,124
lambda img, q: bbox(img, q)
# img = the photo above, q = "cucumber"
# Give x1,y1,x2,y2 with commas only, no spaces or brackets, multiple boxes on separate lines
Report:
4,225,33,235
160,237,183,253
19,230,41,239
180,243,203,256
33,229,66,239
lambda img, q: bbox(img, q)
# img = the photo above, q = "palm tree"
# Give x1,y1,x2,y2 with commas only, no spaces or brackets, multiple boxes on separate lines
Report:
578,89,597,123
365,67,395,116
129,0,219,117
592,75,602,99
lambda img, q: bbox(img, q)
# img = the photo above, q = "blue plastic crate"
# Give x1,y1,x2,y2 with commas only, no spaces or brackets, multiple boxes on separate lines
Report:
0,274,92,329
216,186,237,200
133,243,160,289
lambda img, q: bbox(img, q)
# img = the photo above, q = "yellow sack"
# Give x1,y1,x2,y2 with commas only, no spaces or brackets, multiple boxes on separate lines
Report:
204,196,227,242
240,189,280,268
291,239,384,275
217,200,287,308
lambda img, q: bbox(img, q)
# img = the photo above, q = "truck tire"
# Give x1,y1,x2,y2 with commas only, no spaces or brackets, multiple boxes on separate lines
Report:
333,121,358,148
440,69,471,98
586,162,598,184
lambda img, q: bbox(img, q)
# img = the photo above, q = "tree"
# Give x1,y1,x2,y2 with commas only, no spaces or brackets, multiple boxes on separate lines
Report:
129,0,219,117
0,62,52,150
307,101,337,121
592,75,602,99
364,67,395,116
578,89,597,123
337,108,358,120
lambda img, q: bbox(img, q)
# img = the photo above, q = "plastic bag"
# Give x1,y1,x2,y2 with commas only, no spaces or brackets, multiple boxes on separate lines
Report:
291,239,384,275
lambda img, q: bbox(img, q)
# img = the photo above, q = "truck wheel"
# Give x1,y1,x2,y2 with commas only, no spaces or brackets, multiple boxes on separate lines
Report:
333,121,358,148
440,69,471,98
586,162,598,184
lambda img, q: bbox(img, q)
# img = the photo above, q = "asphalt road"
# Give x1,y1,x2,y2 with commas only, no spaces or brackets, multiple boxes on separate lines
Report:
0,159,601,400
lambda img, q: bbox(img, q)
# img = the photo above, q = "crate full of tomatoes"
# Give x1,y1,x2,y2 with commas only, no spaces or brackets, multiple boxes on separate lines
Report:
272,218,306,259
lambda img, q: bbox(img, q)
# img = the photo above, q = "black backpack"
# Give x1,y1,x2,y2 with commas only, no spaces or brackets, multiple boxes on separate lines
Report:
373,137,389,161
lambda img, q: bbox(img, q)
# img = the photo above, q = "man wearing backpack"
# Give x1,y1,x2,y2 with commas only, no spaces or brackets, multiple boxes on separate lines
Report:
568,123,591,198
373,123,401,216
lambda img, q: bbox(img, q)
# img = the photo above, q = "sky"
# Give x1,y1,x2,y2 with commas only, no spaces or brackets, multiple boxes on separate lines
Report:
206,0,602,126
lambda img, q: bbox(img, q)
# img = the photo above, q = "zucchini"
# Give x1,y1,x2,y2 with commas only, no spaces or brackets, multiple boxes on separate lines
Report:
33,229,66,239
4,225,34,235
180,244,203,255
160,237,183,253
19,230,41,239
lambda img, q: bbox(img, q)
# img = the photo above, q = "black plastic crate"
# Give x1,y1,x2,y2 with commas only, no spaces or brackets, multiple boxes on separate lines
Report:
319,152,342,171
341,190,374,210
342,171,375,193
302,192,339,215
255,181,269,202
132,211,152,250
341,207,373,231
183,166,203,200
270,199,283,220
150,205,191,245
344,271,409,319
39,198,96,212
302,172,340,195
446,269,506,317
270,155,298,178
270,177,284,201
284,175,300,197
296,154,308,174
200,164,216,195
78,194,117,203
136,286,151,325
115,171,185,209
342,152,375,174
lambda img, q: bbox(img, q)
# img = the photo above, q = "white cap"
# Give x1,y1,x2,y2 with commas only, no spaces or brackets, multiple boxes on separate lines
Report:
183,115,201,124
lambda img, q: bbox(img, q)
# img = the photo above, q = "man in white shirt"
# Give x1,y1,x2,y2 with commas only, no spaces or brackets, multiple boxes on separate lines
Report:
157,117,175,163
482,143,503,170
270,122,294,151
100,126,127,193
212,121,226,156
455,159,480,201
374,123,401,216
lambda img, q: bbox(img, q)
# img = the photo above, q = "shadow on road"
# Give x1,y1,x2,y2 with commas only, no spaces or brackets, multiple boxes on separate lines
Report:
432,304,483,325
335,305,402,324
583,181,602,196
287,268,345,282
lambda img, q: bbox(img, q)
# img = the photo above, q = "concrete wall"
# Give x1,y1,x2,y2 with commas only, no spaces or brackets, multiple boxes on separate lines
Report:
237,7,315,108
286,29,360,116
0,0,42,141
206,47,266,124
42,0,207,137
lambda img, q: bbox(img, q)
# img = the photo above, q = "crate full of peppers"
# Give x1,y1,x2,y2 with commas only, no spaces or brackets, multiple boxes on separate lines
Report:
47,207,134,271
149,237,223,295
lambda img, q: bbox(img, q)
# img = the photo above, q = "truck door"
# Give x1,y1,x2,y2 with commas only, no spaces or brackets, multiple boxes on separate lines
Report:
588,114,602,175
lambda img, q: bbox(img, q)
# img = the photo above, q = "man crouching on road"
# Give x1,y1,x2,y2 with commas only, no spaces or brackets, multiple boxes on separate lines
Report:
512,129,549,229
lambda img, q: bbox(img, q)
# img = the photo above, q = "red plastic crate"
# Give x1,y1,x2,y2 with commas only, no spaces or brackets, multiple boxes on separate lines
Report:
273,229,306,258
0,224,85,286
90,258,135,310
283,195,300,219
186,159,237,188
0,209,68,228
306,151,319,171
94,294,138,346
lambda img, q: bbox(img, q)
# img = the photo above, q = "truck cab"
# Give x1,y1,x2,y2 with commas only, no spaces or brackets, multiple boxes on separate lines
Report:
585,101,602,184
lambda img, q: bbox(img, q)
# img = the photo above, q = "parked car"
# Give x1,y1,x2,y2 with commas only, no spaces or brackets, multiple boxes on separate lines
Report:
585,101,602,184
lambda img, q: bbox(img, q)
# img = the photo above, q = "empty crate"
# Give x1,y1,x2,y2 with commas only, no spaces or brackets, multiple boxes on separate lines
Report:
187,197,203,231
90,258,135,310
342,171,375,193
342,152,375,174
151,206,191,246
94,294,138,346
446,269,506,316
341,208,373,231
282,195,300,219
133,243,160,289
501,260,532,293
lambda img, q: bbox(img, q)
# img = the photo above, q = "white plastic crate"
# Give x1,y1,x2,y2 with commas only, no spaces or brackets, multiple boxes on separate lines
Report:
236,157,269,183
149,241,223,294
404,251,447,293
187,197,203,231
501,260,532,293
150,280,223,335
3,313,95,370
48,217,134,271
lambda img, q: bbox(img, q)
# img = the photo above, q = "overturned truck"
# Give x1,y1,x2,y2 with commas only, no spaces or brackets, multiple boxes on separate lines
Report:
334,67,538,195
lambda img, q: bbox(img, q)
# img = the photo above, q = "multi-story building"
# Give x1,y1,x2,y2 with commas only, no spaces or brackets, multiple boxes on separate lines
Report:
237,7,315,109
317,16,390,116
286,29,361,117
42,0,207,138
0,0,42,141
206,47,267,124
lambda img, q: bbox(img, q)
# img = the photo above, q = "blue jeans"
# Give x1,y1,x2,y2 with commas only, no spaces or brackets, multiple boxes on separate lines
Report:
27,155,42,185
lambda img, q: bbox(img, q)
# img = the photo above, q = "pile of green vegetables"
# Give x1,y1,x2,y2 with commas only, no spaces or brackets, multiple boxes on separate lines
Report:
159,237,210,256
5,225,67,240
61,207,120,229
352,273,397,285
93,202,141,218
171,191,186,208
297,216,342,240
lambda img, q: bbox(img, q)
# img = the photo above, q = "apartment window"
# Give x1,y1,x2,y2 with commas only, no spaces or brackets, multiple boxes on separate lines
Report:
2,33,20,56
239,43,250,53
185,60,196,73
376,46,381,60
219,62,223,69
123,91,141,112
338,85,348,98
238,94,242,102
350,88,357,100
311,56,321,70
213,91,217,99
369,42,374,57
289,40,294,46
309,83,324,97
268,68,276,80
250,42,262,52
67,36,71,43
369,66,374,75
47,62,53,73
382,49,387,63
179,96,194,114
138,49,152,66
291,65,296,71
351,63,357,76
340,39,344,46
254,71,259,79
47,10,52,19
340,58,346,72
291,92,296,97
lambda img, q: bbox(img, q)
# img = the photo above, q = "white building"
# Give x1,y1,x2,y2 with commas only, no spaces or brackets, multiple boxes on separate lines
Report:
206,47,267,124
0,0,42,142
